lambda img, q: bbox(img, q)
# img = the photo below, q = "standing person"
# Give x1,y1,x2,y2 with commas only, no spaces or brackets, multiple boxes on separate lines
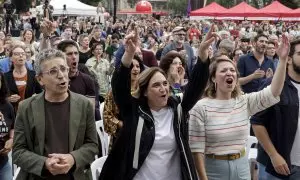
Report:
96,2,105,25
0,72,15,180
237,34,275,94
78,34,91,64
266,41,279,69
189,35,290,180
57,40,96,106
12,49,98,180
3,0,16,34
85,43,110,103
161,26,196,78
99,24,213,180
22,29,39,55
251,39,300,180
103,55,145,149
4,45,42,112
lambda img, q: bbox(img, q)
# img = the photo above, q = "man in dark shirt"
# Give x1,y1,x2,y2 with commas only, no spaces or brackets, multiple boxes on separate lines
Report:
57,40,96,103
3,0,16,34
251,38,300,180
237,33,275,94
12,49,98,179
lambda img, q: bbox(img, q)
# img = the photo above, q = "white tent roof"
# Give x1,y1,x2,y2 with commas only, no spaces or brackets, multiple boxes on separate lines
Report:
37,0,97,16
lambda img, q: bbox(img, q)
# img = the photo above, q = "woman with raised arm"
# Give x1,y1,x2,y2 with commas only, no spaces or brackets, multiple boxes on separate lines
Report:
189,35,290,180
99,26,217,180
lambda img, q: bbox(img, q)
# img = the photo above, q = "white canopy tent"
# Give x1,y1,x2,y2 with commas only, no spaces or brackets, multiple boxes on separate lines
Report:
37,0,97,16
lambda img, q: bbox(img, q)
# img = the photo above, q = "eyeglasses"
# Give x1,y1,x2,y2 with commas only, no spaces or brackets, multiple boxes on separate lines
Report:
42,65,69,77
66,51,79,56
13,52,26,56
25,51,31,54
175,33,186,36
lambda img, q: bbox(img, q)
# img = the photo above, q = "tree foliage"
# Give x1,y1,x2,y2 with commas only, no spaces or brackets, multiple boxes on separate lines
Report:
167,0,188,15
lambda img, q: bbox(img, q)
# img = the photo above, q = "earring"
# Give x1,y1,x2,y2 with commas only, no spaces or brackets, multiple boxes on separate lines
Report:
214,82,217,91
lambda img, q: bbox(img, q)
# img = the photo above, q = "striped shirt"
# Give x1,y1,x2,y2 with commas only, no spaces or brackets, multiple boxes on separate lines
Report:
189,86,280,155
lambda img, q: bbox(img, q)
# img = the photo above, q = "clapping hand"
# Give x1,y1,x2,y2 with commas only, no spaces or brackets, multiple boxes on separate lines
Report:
198,24,220,62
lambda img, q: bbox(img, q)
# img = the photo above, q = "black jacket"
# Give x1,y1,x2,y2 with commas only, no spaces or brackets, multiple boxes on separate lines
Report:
99,58,210,180
251,76,299,179
4,70,43,107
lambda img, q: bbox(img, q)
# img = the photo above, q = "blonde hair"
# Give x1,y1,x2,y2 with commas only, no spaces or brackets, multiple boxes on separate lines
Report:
204,58,242,99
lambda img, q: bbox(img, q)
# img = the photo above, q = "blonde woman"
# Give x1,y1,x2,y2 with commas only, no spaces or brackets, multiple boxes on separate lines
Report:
189,35,290,180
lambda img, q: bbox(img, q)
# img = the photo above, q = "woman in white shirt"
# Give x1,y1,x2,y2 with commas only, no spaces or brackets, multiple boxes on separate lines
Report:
189,35,291,180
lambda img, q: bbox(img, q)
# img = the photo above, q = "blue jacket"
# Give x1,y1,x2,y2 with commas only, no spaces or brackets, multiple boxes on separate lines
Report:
0,57,33,73
250,76,299,179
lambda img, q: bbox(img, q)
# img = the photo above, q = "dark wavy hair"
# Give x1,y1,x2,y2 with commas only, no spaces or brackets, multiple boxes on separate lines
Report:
159,51,186,74
0,72,9,104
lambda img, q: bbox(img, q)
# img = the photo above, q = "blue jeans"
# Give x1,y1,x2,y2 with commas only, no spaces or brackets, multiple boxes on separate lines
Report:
205,155,250,180
0,161,12,180
258,163,300,180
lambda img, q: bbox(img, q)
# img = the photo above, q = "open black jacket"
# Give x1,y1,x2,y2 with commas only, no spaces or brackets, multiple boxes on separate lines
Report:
4,70,43,106
99,57,210,180
251,76,299,179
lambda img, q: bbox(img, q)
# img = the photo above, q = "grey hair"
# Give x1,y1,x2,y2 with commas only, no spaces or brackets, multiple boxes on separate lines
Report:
35,49,66,75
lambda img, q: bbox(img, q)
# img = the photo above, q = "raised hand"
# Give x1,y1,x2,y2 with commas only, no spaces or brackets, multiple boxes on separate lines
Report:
40,19,55,37
123,26,139,55
198,24,220,62
276,34,290,63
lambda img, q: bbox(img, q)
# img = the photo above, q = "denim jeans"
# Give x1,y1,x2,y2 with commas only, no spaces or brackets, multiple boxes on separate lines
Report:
0,160,12,180
258,162,300,180
205,155,251,180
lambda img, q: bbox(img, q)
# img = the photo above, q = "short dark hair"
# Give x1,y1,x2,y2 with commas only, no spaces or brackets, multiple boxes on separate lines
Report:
111,33,120,40
0,72,9,104
253,33,268,42
289,39,300,57
57,40,78,52
159,51,186,74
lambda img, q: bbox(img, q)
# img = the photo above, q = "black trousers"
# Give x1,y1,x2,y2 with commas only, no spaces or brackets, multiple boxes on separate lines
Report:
5,14,15,34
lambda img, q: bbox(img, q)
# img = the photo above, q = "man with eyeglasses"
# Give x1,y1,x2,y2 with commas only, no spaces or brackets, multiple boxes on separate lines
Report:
12,49,98,179
161,26,196,78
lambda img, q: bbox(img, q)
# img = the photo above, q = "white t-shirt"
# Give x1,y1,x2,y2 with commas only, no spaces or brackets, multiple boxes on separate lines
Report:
290,81,300,166
133,107,182,180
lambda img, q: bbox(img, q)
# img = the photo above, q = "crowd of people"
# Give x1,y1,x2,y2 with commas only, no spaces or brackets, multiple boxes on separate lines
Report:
0,3,298,179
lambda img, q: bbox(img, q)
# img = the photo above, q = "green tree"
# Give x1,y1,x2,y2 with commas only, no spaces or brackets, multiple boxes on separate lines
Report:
167,0,187,15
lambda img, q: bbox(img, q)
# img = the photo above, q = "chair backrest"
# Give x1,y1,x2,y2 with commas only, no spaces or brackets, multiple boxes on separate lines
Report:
100,102,105,120
95,120,110,156
246,135,258,158
91,156,108,180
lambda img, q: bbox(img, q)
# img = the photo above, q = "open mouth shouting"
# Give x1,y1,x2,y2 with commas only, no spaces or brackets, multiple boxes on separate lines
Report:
225,77,234,88
58,81,68,88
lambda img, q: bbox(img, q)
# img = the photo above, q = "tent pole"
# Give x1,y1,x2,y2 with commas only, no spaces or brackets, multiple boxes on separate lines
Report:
113,0,117,24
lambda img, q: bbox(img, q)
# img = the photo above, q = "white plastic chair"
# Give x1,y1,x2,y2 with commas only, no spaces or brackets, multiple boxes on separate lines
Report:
100,102,105,120
95,120,110,156
13,167,21,180
91,156,107,180
246,135,258,161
